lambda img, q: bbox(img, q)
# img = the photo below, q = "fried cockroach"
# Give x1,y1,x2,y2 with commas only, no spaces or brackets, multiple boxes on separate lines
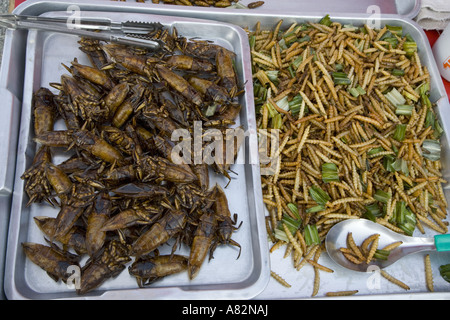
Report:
128,254,188,287
72,129,124,165
77,240,131,295
33,88,56,136
184,40,235,60
104,82,130,118
156,65,203,106
100,207,161,232
111,182,169,199
34,216,87,255
71,60,115,90
22,242,81,283
85,192,112,256
188,76,231,106
165,55,214,73
188,210,217,280
111,83,146,128
216,48,239,97
138,156,198,184
131,209,187,257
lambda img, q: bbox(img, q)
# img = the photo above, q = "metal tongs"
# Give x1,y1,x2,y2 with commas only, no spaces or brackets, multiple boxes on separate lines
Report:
0,14,163,50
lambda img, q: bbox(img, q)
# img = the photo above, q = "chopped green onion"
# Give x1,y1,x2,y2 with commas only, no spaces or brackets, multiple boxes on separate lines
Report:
364,203,382,222
288,94,303,117
332,72,351,85
393,124,407,142
402,90,419,102
319,14,332,27
391,201,416,236
374,189,391,204
306,205,326,213
265,102,278,118
249,35,256,50
287,203,301,220
304,224,320,245
403,39,418,57
349,85,366,97
309,185,330,206
274,228,289,242
390,158,409,176
334,63,343,71
205,104,218,117
395,105,413,116
391,69,405,76
422,139,441,161
322,163,340,183
386,25,403,36
373,249,391,261
439,264,450,283
276,96,290,112
298,35,311,43
291,56,303,70
272,113,282,129
384,37,399,49
385,88,406,106
265,70,279,83
367,147,385,156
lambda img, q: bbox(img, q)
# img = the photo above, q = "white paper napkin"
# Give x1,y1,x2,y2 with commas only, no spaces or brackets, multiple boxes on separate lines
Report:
415,0,450,30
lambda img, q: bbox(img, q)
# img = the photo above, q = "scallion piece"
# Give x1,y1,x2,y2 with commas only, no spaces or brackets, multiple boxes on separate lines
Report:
439,264,450,283
319,14,332,27
393,124,407,142
390,158,409,176
322,163,340,183
373,249,391,261
332,72,351,85
403,39,418,57
304,224,320,245
387,25,403,36
287,203,301,220
395,105,413,116
288,94,303,117
205,104,217,117
272,113,282,129
422,139,441,161
291,56,303,70
385,88,406,106
309,185,330,206
391,69,405,76
374,189,391,204
364,203,382,222
276,96,290,112
306,205,326,213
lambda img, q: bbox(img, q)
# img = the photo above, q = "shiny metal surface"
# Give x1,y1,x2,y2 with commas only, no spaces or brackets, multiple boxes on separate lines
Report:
325,220,437,272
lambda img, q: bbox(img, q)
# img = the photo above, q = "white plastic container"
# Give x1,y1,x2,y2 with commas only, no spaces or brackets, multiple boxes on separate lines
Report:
433,23,450,82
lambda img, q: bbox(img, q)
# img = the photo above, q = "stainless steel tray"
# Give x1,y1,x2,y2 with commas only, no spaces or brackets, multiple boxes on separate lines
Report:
4,0,450,300
4,10,270,300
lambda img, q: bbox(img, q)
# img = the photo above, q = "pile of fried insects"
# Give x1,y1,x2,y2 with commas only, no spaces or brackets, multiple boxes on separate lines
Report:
247,15,448,297
21,23,243,295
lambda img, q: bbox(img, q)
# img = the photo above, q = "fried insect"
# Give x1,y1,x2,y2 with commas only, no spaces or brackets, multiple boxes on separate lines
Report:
131,208,187,257
77,240,131,295
85,192,112,256
165,55,215,73
128,254,188,287
23,22,243,294
216,48,239,97
188,210,217,280
156,64,203,106
33,88,56,136
22,242,81,283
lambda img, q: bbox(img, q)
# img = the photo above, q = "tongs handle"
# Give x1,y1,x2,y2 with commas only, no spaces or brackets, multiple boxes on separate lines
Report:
0,14,162,51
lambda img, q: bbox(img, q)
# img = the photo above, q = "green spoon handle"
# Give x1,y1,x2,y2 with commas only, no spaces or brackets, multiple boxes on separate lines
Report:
435,234,450,252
